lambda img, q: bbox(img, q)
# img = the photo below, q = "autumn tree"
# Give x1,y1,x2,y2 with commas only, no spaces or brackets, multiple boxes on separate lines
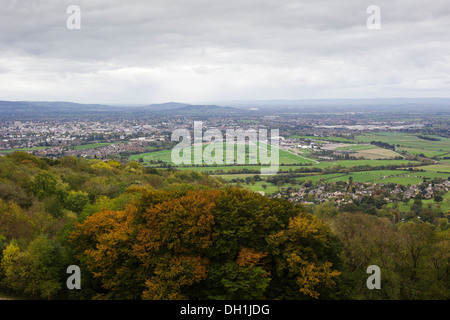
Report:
70,205,143,300
70,187,343,300
266,214,341,299
135,189,220,300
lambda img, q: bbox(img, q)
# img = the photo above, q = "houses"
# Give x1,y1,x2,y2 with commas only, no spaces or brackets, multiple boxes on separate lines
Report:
274,179,449,207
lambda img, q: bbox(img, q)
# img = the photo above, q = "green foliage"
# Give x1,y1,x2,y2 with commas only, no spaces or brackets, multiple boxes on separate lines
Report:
33,171,58,199
329,213,449,299
64,191,89,214
1,236,65,299
206,261,271,300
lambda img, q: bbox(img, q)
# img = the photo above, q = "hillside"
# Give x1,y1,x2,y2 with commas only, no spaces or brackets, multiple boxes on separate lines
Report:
0,152,448,300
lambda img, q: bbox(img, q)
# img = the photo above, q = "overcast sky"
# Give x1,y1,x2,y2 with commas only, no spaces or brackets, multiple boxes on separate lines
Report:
1,0,450,104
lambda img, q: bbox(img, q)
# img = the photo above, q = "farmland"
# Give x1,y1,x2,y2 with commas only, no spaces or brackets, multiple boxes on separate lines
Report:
126,127,450,195
415,164,450,173
355,132,450,158
129,142,316,166
0,146,51,154
130,143,429,193
287,135,357,143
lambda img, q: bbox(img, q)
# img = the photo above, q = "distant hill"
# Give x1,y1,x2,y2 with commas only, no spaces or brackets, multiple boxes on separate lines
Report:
0,101,237,119
1,98,448,119
0,101,119,119
141,102,236,115
141,102,190,110
213,98,450,113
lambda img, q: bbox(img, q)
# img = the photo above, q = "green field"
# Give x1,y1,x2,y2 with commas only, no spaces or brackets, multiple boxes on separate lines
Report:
210,168,450,194
242,181,300,194
313,159,417,169
0,142,115,153
0,146,50,154
335,144,377,151
212,174,260,181
355,132,450,155
131,145,420,178
287,135,356,143
416,164,450,173
387,192,450,213
129,143,315,166
174,165,318,174
294,170,449,185
129,149,173,163
127,133,445,193
397,147,449,158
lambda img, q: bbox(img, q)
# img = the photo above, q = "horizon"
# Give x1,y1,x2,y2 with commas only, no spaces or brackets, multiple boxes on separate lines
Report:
2,96,450,107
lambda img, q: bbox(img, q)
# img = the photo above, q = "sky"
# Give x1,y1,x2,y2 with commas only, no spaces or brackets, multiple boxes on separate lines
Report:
1,0,450,104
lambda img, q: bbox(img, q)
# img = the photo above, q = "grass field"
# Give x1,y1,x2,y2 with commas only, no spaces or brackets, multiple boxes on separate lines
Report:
129,149,173,163
397,147,449,158
127,136,448,194
416,164,450,173
131,145,420,176
313,159,417,169
212,174,261,181
129,142,315,166
294,170,449,185
213,170,450,194
0,146,50,154
211,168,449,193
349,147,403,160
335,144,377,151
355,132,450,155
387,192,450,213
0,142,115,153
242,181,297,194
287,135,356,143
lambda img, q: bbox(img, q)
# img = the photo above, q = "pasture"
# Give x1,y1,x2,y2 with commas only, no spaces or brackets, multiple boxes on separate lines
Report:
129,142,315,166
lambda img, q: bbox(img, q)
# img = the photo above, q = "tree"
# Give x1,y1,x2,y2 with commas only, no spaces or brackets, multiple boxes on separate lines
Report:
410,197,423,216
395,221,450,299
136,189,220,300
0,199,35,241
314,201,338,218
70,205,145,300
398,222,434,284
266,214,341,299
71,187,342,300
33,171,58,199
207,257,270,299
1,236,65,299
330,212,401,299
65,190,89,214
0,241,22,292
71,189,220,300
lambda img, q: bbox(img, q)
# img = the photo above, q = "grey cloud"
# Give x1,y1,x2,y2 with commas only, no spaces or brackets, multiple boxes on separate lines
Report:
0,0,449,103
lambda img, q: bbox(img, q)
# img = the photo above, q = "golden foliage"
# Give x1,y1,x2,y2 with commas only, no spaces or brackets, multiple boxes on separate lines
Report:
236,248,267,267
